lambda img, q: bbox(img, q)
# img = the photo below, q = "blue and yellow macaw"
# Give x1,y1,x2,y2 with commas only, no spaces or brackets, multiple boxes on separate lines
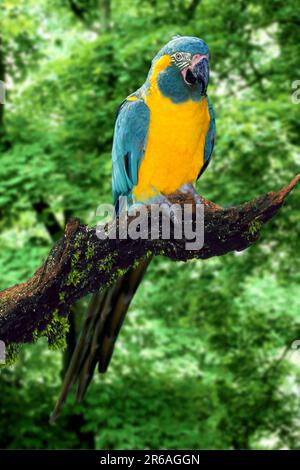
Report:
53,36,216,416
112,35,215,209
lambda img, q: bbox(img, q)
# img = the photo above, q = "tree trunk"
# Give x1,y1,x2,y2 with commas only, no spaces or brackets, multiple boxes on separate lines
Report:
101,0,111,32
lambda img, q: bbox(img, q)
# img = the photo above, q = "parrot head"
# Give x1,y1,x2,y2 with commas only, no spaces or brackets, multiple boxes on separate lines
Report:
148,36,210,103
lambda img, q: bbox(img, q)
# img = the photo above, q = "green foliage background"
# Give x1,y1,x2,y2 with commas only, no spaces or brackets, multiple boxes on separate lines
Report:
0,0,300,449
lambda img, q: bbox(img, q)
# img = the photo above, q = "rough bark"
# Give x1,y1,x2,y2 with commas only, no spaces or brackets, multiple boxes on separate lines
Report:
0,176,299,346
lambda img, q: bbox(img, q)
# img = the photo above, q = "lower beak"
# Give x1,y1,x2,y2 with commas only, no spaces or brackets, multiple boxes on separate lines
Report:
184,58,209,94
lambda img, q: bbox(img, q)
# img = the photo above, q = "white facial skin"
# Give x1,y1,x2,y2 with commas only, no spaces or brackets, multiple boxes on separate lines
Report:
171,52,209,86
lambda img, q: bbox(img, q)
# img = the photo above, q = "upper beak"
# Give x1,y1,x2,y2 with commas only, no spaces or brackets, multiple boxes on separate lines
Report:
183,54,209,94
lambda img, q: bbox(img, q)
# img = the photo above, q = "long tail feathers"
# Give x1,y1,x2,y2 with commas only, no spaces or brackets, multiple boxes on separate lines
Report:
50,258,151,424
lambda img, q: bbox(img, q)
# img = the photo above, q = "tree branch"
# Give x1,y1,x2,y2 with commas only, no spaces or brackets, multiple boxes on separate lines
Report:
0,175,299,346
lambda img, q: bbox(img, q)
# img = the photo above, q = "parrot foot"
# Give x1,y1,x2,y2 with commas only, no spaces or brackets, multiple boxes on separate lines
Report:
128,199,180,224
127,201,146,216
148,194,182,225
178,183,203,206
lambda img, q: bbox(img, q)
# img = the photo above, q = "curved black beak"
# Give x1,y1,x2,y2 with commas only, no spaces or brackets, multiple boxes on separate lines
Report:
185,58,209,94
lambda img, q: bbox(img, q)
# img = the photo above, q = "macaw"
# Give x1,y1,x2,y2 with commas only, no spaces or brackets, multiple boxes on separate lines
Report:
52,35,216,419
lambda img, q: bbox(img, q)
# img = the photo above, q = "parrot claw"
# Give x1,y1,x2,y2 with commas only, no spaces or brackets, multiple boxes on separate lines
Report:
128,197,181,227
127,201,146,217
149,194,182,226
178,184,203,206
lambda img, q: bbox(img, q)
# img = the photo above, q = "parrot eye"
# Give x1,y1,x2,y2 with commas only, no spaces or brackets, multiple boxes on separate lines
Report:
171,52,192,70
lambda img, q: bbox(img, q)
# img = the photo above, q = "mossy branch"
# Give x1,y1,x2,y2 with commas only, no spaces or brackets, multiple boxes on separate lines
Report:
0,175,299,350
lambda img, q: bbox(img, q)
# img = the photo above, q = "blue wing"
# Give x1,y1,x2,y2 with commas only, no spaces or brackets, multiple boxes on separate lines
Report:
112,94,150,209
198,96,216,179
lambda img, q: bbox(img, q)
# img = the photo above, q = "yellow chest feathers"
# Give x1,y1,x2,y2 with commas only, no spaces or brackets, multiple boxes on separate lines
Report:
133,55,210,201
